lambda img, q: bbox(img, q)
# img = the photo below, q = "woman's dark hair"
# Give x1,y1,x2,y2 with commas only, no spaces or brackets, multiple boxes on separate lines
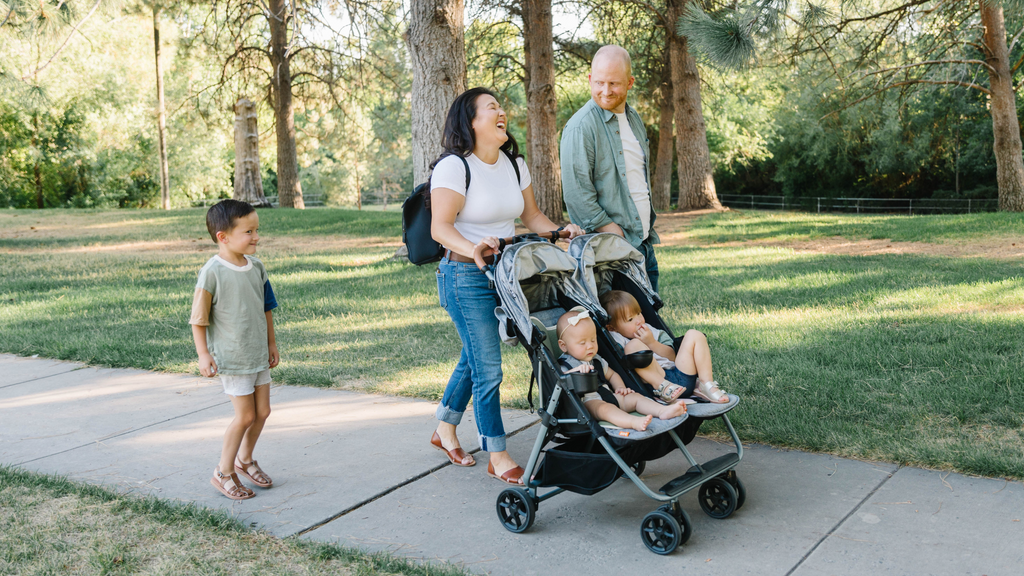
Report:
430,87,520,169
206,199,256,243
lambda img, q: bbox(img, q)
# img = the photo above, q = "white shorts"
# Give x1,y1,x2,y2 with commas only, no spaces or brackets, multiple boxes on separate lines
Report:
219,369,272,397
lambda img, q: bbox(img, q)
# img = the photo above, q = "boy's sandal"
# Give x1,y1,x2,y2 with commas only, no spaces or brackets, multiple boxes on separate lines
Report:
694,380,728,404
487,462,525,485
656,381,685,402
211,469,255,500
234,459,273,488
430,431,476,467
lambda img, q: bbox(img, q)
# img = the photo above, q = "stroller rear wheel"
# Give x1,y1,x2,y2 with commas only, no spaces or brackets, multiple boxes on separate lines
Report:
719,470,746,510
629,460,646,476
698,477,738,519
640,510,682,555
496,488,535,533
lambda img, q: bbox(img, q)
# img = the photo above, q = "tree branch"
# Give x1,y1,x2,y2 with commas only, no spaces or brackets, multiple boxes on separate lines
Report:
21,0,103,80
824,79,990,120
860,58,996,78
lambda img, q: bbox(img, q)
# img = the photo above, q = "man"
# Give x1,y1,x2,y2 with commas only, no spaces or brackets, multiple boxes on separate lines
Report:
560,45,661,291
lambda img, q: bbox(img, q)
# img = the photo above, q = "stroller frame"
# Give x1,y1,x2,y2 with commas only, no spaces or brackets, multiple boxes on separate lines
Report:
475,233,745,555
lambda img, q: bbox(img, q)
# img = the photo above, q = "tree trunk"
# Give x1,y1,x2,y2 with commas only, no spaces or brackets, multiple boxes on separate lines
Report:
233,98,272,207
981,2,1024,212
523,0,562,222
408,0,466,184
153,5,171,210
667,0,720,210
268,0,303,209
652,45,674,212
32,113,42,209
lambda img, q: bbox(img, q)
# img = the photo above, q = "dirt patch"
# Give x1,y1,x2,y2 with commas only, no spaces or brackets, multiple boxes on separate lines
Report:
751,237,1024,259
0,235,403,256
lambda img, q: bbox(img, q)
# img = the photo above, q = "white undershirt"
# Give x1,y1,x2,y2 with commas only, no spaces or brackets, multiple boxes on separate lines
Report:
430,153,530,245
615,112,651,240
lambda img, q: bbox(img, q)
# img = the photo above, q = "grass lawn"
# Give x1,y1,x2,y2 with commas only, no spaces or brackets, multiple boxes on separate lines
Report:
1,207,1022,480
0,466,468,575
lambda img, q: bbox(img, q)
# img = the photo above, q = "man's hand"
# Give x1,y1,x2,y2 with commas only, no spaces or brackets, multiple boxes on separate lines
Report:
198,352,217,377
268,343,280,368
595,222,625,237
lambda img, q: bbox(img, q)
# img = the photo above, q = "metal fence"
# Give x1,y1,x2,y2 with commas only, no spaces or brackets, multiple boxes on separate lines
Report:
192,193,324,208
717,194,999,215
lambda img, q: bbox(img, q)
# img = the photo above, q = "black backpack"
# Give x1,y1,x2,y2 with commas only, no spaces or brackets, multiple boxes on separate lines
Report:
401,151,520,266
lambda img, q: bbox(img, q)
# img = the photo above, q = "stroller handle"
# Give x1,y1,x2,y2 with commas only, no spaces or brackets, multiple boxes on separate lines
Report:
472,229,572,270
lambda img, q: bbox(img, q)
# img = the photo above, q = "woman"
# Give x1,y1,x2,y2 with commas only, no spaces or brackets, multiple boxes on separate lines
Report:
429,87,584,485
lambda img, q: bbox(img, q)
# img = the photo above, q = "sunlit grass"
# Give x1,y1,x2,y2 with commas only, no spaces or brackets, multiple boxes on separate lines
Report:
0,466,470,576
1,208,1022,478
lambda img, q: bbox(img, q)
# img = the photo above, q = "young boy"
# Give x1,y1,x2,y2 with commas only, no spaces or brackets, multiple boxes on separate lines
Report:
556,307,686,431
599,290,729,404
190,199,279,500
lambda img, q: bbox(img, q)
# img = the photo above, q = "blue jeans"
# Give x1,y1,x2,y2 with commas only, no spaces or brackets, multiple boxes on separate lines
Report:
638,237,660,293
435,258,506,452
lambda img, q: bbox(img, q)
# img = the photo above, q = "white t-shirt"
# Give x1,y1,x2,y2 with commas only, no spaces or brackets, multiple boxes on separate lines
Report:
615,112,651,240
430,152,530,245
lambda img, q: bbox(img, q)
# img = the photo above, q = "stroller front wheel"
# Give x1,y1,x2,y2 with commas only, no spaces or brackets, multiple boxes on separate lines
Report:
496,487,535,533
640,510,682,555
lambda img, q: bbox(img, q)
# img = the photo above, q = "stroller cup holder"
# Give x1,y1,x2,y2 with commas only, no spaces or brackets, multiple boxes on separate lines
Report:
564,372,600,395
624,350,654,369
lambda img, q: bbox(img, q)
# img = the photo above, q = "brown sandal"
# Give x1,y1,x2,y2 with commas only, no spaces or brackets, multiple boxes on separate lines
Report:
430,431,476,467
234,458,273,488
211,469,255,500
487,461,525,485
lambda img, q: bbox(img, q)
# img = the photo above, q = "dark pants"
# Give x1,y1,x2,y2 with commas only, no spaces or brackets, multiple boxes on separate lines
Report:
638,237,659,293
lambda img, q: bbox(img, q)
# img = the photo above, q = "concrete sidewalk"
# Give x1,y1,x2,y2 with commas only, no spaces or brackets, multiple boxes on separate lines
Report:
2,353,1021,575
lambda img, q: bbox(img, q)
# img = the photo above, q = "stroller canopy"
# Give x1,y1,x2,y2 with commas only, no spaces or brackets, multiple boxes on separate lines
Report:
493,240,590,345
569,233,660,320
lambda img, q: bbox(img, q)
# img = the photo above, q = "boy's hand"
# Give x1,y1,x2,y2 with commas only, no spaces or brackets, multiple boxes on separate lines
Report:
613,387,634,396
198,353,217,377
268,344,279,368
634,324,656,346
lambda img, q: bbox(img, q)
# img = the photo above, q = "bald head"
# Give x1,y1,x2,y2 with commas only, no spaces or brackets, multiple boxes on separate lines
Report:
592,45,632,77
589,45,634,113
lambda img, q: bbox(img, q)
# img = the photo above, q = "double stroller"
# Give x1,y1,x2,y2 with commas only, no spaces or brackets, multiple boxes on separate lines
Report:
476,231,744,555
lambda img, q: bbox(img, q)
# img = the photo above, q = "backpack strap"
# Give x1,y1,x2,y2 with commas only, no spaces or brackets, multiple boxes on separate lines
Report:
459,155,471,189
501,149,521,185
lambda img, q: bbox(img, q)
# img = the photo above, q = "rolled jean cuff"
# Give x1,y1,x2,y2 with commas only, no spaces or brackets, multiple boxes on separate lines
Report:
479,434,506,453
435,404,464,426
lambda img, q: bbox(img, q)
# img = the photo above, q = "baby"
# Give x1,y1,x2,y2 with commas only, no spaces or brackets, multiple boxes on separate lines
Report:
556,307,686,431
600,290,729,404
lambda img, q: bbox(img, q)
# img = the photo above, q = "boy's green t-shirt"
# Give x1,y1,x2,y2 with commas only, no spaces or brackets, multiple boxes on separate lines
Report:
192,255,276,375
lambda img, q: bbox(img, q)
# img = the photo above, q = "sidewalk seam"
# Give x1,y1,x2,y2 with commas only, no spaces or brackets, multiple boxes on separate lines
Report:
290,417,540,538
14,400,230,467
784,464,900,576
0,366,83,390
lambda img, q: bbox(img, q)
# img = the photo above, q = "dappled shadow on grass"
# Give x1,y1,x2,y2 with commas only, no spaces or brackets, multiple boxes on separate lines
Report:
689,210,1024,244
686,311,1023,479
654,245,1024,316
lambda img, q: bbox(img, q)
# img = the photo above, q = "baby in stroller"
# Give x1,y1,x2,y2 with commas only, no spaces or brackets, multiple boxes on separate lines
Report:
600,290,730,404
556,307,688,431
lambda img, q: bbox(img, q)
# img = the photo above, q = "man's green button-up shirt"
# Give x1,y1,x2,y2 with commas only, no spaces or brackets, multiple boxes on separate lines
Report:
560,98,659,248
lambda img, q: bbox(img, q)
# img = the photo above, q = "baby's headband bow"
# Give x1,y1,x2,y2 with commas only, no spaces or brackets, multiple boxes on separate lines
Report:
558,306,591,340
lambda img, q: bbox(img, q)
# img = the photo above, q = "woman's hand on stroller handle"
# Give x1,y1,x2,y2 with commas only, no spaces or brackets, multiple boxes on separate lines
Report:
471,228,578,270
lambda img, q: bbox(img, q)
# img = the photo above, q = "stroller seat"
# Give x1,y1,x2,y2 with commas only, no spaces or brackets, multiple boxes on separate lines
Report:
528,313,689,441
